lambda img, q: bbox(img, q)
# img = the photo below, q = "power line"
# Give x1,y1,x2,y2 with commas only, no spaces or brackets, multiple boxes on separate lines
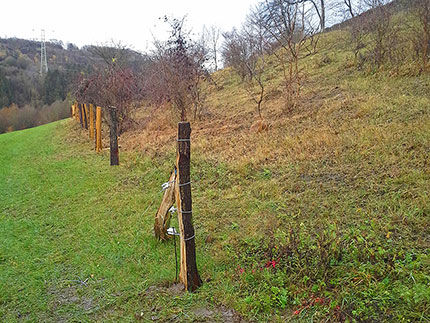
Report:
40,29,48,75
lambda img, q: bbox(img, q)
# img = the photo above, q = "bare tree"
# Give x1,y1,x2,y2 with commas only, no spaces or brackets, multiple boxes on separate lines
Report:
365,0,396,68
308,0,327,31
221,29,251,80
349,15,368,66
258,0,317,111
152,17,209,121
343,0,357,17
410,0,430,72
204,25,221,71
243,10,270,119
74,56,141,135
333,0,366,20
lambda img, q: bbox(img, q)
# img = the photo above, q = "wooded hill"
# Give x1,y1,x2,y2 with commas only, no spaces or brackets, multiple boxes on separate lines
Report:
0,38,145,109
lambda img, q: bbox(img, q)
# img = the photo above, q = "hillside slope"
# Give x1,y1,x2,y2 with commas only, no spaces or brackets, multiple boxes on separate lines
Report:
118,27,430,321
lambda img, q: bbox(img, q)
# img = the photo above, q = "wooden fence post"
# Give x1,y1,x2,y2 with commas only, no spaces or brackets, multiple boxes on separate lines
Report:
108,107,119,166
83,104,89,130
89,104,95,140
175,122,201,292
79,103,84,128
96,106,102,152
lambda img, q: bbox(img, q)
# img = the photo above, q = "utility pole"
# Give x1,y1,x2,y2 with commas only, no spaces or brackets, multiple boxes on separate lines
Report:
40,29,48,75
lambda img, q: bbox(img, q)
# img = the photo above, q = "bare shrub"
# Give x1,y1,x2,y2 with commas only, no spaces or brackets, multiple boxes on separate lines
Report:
410,0,430,72
151,17,209,121
74,52,142,135
0,100,69,134
259,0,317,111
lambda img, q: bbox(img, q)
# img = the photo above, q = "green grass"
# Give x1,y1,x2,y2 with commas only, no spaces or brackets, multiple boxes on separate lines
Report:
0,121,227,322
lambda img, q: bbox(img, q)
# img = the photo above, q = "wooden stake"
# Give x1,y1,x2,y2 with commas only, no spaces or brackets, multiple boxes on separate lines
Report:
154,169,177,241
79,103,84,128
175,122,201,292
108,107,119,166
83,104,89,130
89,104,95,140
96,107,102,152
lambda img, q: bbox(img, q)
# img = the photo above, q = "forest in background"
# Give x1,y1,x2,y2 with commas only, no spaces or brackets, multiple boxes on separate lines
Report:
0,38,145,133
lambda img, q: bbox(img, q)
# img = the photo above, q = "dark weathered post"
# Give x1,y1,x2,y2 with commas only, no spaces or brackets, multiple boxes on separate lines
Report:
108,106,119,166
96,107,102,152
89,104,95,140
79,103,84,128
175,122,202,292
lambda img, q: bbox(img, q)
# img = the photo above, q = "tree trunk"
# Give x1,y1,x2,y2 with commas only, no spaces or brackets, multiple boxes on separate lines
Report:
320,0,325,32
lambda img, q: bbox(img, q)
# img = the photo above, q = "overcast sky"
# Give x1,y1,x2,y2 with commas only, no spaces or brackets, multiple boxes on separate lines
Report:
1,0,260,51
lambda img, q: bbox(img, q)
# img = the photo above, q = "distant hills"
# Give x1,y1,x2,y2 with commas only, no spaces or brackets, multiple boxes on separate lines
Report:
0,38,145,109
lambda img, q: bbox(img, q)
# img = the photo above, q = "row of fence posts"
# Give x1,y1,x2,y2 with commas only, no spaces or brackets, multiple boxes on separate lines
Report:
70,105,200,291
71,103,119,166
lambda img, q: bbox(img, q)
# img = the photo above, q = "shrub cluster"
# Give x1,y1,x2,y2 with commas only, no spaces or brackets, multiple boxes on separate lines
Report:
0,100,70,134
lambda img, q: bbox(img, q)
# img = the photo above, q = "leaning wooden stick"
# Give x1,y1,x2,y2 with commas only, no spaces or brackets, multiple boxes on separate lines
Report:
154,169,177,241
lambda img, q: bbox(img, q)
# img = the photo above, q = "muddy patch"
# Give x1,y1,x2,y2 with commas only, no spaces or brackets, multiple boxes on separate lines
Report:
137,283,245,322
47,279,95,320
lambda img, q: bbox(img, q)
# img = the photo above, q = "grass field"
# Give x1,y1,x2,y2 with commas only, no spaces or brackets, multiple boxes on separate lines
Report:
1,109,429,321
0,121,231,322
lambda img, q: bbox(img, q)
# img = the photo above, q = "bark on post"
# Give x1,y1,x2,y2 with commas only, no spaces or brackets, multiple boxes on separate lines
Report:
108,107,119,166
175,122,202,292
154,169,177,241
79,103,84,128
89,104,95,140
96,107,102,152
